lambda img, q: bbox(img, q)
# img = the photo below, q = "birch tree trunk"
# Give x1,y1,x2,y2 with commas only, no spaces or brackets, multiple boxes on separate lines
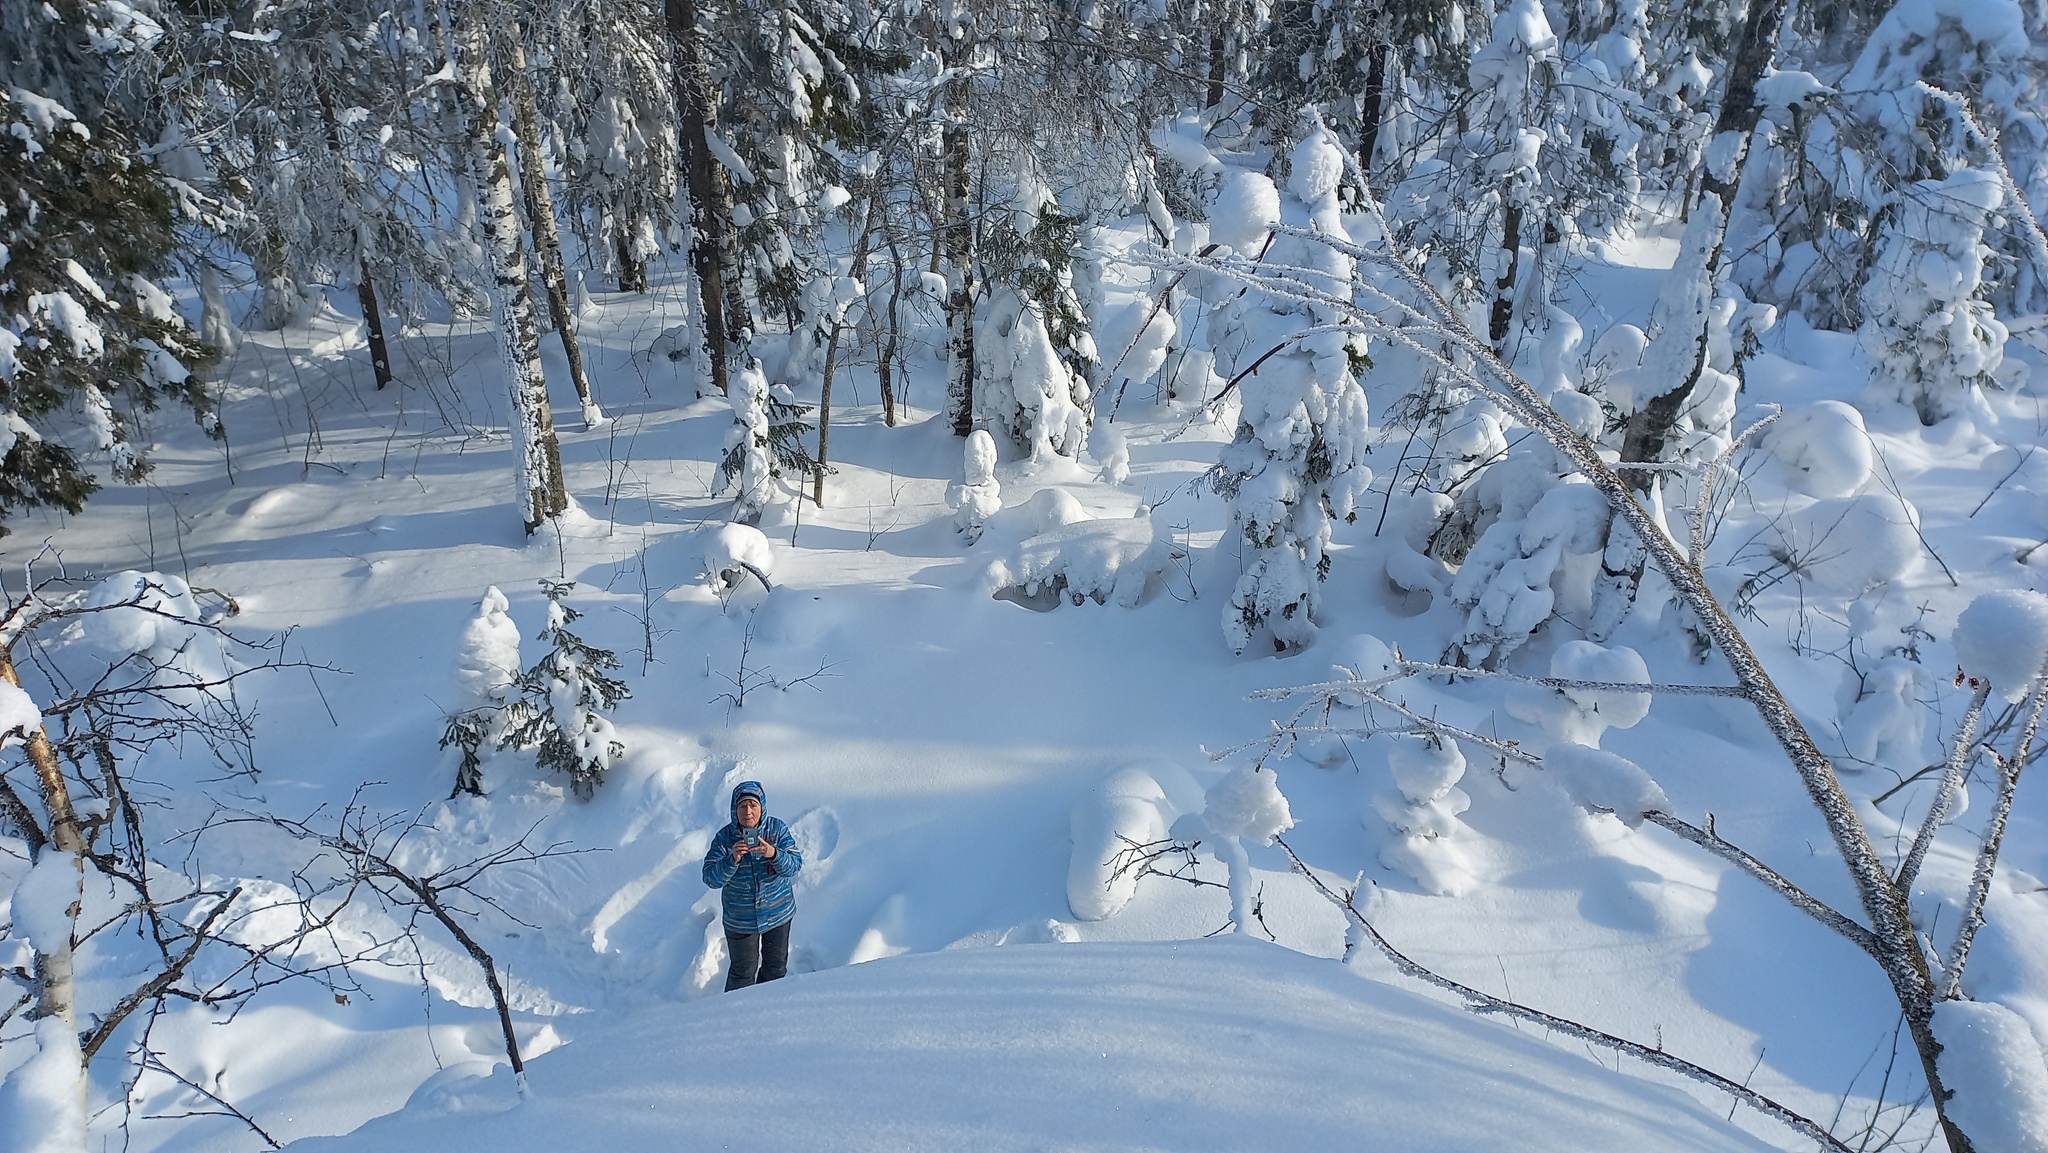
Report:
459,12,569,532
507,34,603,429
666,0,738,396
941,51,976,438
0,649,88,1142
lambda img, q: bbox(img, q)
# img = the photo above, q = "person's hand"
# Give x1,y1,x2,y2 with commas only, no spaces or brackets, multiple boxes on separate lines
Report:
731,838,752,861
755,837,777,860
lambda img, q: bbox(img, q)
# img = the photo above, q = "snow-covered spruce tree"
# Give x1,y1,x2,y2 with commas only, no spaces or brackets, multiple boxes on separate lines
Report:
974,191,1097,461
1858,168,2008,424
499,580,628,801
717,359,816,523
1207,126,1372,655
666,0,746,397
0,4,218,533
1466,0,1561,352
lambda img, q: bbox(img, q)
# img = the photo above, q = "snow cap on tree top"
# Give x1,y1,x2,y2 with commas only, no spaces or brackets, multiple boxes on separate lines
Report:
1955,590,2048,703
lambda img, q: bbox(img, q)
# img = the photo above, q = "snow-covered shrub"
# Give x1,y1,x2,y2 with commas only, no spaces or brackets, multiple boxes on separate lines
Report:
1207,170,1280,253
1383,491,1455,599
1201,763,1293,935
717,360,816,524
990,513,1171,609
1505,640,1653,746
1207,134,1373,655
1930,998,2048,1153
1860,169,2008,425
1373,737,1474,896
1768,492,1922,593
1447,480,1610,667
1838,657,1929,768
1544,742,1668,828
441,586,523,796
1067,767,1172,922
498,580,629,801
1955,589,2048,703
974,285,1090,461
700,522,775,597
1088,422,1129,486
1757,401,1874,499
80,570,206,660
947,430,1002,545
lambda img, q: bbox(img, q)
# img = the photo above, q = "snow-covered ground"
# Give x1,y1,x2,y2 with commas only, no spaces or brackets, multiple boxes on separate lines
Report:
6,214,2048,1150
292,937,1780,1153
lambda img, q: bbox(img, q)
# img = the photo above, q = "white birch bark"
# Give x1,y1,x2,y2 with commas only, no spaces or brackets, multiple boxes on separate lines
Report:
458,9,568,532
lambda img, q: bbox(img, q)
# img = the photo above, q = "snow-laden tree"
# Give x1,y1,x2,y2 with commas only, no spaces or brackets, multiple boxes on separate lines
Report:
547,0,680,294
500,580,629,801
1206,127,1372,655
717,359,816,523
1859,168,2008,424
441,586,523,796
0,2,218,534
974,191,1097,460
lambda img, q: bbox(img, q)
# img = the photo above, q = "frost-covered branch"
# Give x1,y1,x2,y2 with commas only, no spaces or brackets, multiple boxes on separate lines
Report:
1274,838,1856,1153
1894,681,1990,895
1640,813,1880,957
1942,667,2048,1001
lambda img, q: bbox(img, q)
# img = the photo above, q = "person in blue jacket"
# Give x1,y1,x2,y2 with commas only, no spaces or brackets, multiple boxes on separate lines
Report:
702,780,802,990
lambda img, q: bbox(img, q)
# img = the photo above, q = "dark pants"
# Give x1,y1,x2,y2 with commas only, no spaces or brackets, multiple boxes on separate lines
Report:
725,920,791,991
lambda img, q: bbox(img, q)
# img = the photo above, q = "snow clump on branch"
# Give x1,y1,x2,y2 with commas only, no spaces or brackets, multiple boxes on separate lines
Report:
1955,589,2048,703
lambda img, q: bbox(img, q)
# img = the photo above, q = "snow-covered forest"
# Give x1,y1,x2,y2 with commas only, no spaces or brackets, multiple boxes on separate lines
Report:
5,0,2048,1148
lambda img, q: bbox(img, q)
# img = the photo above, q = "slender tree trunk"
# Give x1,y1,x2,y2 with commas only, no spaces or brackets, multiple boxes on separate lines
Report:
1488,200,1524,349
941,54,976,438
508,35,603,429
813,329,841,505
615,232,646,293
880,234,903,427
312,82,395,389
459,12,569,532
1207,24,1228,109
666,0,737,396
1357,35,1392,180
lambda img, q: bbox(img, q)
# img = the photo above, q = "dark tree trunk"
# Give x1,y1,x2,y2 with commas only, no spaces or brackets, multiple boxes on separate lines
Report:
508,35,600,426
315,81,396,391
666,0,737,395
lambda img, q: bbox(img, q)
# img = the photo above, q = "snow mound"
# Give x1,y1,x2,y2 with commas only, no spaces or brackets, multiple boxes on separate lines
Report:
989,515,1169,608
1771,492,1921,592
699,523,774,594
1932,998,2048,1153
1545,741,1669,828
1758,401,1873,499
1203,764,1293,844
289,939,1781,1153
1956,589,2048,702
1067,767,1172,922
1506,641,1651,745
81,569,202,657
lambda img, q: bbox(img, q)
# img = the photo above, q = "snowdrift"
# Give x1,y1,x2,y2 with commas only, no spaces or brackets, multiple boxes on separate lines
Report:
290,938,1775,1152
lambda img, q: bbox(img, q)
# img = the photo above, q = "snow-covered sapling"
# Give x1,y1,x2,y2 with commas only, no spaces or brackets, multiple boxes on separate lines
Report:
499,580,630,801
718,360,817,524
1373,736,1474,896
947,429,1002,545
441,586,522,796
1201,764,1293,935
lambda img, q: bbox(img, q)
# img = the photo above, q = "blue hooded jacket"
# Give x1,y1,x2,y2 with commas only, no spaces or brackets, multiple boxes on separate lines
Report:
702,781,802,933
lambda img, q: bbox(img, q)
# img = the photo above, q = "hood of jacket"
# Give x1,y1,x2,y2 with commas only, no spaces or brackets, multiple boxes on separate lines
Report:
731,780,767,827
